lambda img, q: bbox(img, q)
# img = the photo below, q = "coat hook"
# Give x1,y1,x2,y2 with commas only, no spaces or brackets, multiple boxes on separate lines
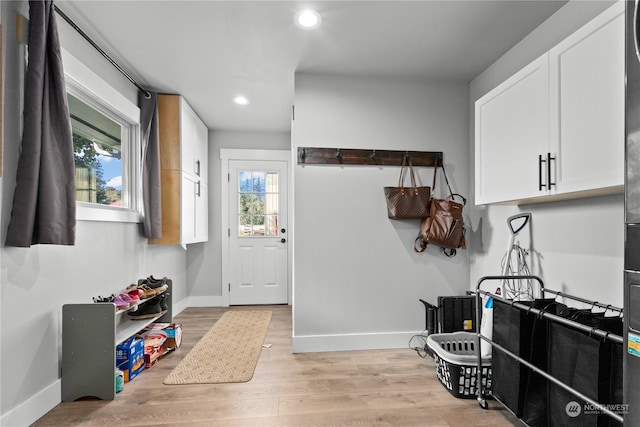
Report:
369,150,377,161
335,149,342,160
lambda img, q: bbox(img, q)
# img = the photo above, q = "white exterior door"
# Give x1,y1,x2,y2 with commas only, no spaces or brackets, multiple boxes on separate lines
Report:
227,159,288,305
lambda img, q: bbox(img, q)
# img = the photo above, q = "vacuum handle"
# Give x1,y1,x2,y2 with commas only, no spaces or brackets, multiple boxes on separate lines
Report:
507,213,531,235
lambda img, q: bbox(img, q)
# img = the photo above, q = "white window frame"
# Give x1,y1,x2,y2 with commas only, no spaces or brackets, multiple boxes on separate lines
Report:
62,48,142,223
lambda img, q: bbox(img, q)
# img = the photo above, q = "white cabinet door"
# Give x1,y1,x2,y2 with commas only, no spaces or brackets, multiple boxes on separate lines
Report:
195,117,208,184
549,2,624,196
195,182,208,242
475,54,550,205
181,173,197,245
180,99,199,179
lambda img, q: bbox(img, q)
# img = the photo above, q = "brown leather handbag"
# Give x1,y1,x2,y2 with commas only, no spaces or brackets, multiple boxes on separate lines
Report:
414,164,466,257
384,157,435,219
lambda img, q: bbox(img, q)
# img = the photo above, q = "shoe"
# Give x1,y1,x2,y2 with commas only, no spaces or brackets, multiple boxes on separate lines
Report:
159,293,169,311
139,278,168,294
127,288,143,300
128,297,166,320
148,275,167,284
111,294,130,310
136,284,160,299
118,292,137,306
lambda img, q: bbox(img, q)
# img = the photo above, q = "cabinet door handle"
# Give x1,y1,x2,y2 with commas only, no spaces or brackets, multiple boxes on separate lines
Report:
538,154,546,191
195,160,201,177
196,181,201,197
547,152,556,189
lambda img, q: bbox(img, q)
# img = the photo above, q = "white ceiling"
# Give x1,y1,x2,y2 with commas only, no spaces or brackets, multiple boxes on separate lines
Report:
58,0,567,133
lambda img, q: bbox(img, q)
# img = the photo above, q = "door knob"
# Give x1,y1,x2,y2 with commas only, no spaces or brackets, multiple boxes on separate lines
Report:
280,238,286,243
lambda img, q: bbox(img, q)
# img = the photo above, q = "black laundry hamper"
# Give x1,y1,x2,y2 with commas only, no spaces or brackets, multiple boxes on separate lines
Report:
490,298,557,423
546,312,623,427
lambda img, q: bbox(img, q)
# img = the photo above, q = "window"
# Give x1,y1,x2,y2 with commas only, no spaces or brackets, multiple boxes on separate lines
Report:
238,170,279,237
62,48,141,222
68,93,124,206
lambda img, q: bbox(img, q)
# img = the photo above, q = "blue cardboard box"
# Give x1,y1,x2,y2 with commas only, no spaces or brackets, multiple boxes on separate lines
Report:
116,336,144,382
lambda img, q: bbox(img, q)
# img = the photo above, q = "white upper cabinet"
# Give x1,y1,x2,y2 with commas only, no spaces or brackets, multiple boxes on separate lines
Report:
548,2,624,196
475,2,624,205
475,54,550,205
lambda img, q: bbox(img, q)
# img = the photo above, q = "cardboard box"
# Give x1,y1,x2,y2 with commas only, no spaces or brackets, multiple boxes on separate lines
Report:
141,329,167,368
116,336,145,382
146,323,182,351
144,346,165,368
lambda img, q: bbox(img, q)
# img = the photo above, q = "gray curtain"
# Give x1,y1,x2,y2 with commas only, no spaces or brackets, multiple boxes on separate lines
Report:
139,92,162,238
6,0,76,247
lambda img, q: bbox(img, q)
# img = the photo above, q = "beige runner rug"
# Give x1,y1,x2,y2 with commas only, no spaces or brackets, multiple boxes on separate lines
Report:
163,310,272,385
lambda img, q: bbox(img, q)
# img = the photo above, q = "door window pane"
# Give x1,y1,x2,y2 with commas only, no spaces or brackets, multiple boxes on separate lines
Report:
238,170,279,236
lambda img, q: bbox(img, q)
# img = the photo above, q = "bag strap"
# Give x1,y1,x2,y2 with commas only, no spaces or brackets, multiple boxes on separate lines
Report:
442,248,457,257
441,162,454,197
408,160,419,195
431,159,439,193
397,155,419,195
397,155,407,188
447,193,467,206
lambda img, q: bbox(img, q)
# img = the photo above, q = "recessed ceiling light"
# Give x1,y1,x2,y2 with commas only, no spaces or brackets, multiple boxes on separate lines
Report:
233,95,250,106
295,9,322,30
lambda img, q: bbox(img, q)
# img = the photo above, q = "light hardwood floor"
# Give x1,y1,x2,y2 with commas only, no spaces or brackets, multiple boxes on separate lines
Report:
33,305,520,426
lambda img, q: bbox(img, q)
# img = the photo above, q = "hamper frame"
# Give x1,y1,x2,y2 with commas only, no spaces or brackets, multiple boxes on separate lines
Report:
475,275,624,424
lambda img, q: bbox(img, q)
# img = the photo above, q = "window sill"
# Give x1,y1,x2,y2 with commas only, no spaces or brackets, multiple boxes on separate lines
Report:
77,203,141,223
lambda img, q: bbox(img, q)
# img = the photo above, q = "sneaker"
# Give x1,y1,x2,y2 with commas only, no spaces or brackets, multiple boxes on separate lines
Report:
141,277,169,294
127,297,166,320
127,288,143,300
118,292,137,306
136,284,159,299
111,294,130,310
159,293,170,311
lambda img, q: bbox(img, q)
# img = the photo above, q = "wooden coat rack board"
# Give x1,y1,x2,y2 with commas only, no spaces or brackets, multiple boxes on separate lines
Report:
297,147,443,167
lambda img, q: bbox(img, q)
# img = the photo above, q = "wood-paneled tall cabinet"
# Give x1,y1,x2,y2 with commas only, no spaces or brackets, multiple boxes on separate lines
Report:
149,94,208,245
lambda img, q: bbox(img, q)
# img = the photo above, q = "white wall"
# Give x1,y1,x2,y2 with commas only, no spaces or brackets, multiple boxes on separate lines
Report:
469,0,623,307
1,2,186,425
186,130,290,304
292,73,470,352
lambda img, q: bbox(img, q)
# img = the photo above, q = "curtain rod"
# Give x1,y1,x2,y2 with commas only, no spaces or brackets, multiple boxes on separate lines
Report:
54,5,151,99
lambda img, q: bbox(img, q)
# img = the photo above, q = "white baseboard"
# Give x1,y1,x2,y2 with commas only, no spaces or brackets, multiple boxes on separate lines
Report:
1,379,61,427
183,295,223,308
291,331,422,353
